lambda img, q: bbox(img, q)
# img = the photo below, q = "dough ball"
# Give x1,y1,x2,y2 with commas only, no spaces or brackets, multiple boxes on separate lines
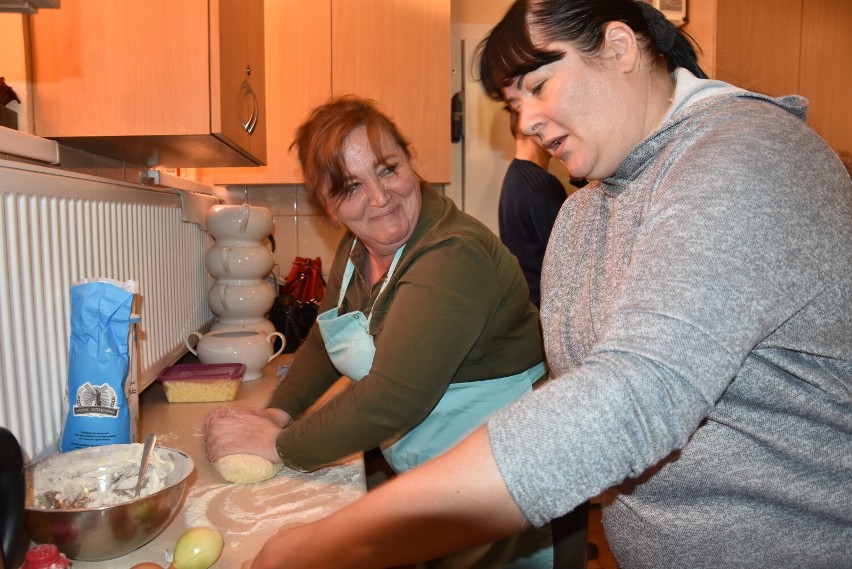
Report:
214,453,283,484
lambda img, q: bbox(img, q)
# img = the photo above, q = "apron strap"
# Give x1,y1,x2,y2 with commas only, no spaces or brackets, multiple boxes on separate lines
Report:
337,241,406,322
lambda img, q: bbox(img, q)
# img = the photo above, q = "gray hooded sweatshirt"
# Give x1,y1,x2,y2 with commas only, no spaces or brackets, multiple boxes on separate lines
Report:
488,69,852,568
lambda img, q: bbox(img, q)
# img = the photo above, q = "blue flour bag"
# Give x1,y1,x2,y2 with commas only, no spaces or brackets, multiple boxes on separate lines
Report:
60,278,139,452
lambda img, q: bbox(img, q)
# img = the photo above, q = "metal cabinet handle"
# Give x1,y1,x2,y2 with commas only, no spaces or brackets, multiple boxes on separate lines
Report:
242,80,259,135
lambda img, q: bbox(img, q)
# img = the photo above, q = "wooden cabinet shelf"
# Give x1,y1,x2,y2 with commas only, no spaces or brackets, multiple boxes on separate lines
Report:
29,0,266,168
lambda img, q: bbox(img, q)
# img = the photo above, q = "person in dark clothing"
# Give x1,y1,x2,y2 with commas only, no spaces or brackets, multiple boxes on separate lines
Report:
498,109,567,307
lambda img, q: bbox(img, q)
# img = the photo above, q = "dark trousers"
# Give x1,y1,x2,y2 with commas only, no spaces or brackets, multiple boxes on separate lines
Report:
551,501,590,569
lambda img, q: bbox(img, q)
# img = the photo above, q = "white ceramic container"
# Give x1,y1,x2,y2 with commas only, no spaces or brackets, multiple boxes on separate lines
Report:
211,317,277,336
206,203,273,242
205,243,274,280
207,280,275,319
185,329,285,381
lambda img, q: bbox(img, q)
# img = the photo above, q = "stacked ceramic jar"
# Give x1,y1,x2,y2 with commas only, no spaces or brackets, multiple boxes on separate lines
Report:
189,203,284,381
205,203,277,335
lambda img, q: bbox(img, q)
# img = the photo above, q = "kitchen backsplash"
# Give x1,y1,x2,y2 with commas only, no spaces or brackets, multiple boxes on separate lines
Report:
0,145,445,284
222,183,446,284
0,143,340,280
0,141,150,186
230,184,346,283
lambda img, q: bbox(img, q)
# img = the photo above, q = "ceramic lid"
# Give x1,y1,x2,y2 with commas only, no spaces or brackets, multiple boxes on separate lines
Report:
157,363,246,382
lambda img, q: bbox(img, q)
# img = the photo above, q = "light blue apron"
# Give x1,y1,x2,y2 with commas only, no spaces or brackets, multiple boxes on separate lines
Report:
317,243,546,470
317,241,553,568
316,243,406,386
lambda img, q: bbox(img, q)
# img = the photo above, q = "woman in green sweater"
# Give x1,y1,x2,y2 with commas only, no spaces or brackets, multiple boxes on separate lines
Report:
206,96,556,567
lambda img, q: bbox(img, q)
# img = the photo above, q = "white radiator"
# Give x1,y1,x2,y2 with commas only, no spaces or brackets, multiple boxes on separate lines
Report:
0,160,214,460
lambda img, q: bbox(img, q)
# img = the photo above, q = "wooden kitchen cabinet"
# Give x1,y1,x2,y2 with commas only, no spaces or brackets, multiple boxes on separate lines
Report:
199,0,332,184
332,0,451,183
201,0,450,186
28,0,267,168
713,0,803,97
683,0,851,159
797,0,852,162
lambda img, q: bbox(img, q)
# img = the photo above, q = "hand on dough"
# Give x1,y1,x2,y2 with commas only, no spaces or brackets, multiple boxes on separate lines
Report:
204,406,291,483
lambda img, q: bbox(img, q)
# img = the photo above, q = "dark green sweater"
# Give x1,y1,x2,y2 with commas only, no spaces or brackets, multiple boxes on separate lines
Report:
269,186,544,471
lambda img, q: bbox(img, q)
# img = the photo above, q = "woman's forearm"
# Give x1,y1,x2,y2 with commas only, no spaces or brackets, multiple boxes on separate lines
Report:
250,426,528,569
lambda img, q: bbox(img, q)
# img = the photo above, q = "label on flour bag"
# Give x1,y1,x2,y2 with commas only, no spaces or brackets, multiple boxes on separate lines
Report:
60,278,139,452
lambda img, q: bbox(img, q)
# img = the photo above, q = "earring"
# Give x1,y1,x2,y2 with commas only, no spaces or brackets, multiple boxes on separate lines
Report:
332,220,341,230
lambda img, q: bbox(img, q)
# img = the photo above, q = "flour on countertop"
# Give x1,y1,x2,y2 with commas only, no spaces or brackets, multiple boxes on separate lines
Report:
183,461,364,534
153,432,178,445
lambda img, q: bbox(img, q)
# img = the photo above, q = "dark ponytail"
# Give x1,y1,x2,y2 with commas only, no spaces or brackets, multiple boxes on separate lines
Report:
636,1,706,78
476,0,707,103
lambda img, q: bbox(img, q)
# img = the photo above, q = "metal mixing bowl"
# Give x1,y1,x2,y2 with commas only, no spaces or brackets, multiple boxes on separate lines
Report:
23,443,194,561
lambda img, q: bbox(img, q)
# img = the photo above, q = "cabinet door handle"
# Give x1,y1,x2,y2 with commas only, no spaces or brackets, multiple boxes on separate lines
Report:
242,80,259,135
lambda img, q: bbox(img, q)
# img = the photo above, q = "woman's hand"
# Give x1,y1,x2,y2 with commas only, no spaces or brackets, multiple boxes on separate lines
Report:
238,427,527,569
245,523,324,569
204,406,293,464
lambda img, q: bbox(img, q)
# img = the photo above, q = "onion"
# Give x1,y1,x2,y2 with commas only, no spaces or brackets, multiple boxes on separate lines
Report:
168,527,224,569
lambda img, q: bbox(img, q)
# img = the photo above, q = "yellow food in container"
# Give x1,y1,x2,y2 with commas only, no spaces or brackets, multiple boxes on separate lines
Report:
157,363,245,403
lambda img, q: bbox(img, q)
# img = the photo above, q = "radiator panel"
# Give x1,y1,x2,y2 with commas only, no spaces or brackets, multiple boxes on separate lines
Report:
0,164,213,459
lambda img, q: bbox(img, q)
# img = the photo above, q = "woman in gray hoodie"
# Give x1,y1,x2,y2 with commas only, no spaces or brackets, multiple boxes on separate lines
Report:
241,1,852,568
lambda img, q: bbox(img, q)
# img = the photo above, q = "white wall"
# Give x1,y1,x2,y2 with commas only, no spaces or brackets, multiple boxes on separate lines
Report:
449,10,573,236
448,23,512,234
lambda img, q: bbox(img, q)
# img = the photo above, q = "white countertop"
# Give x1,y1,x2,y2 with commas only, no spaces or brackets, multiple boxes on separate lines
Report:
69,355,366,568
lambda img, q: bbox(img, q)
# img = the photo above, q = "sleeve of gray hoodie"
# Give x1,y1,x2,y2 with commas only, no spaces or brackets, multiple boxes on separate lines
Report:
487,96,852,527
